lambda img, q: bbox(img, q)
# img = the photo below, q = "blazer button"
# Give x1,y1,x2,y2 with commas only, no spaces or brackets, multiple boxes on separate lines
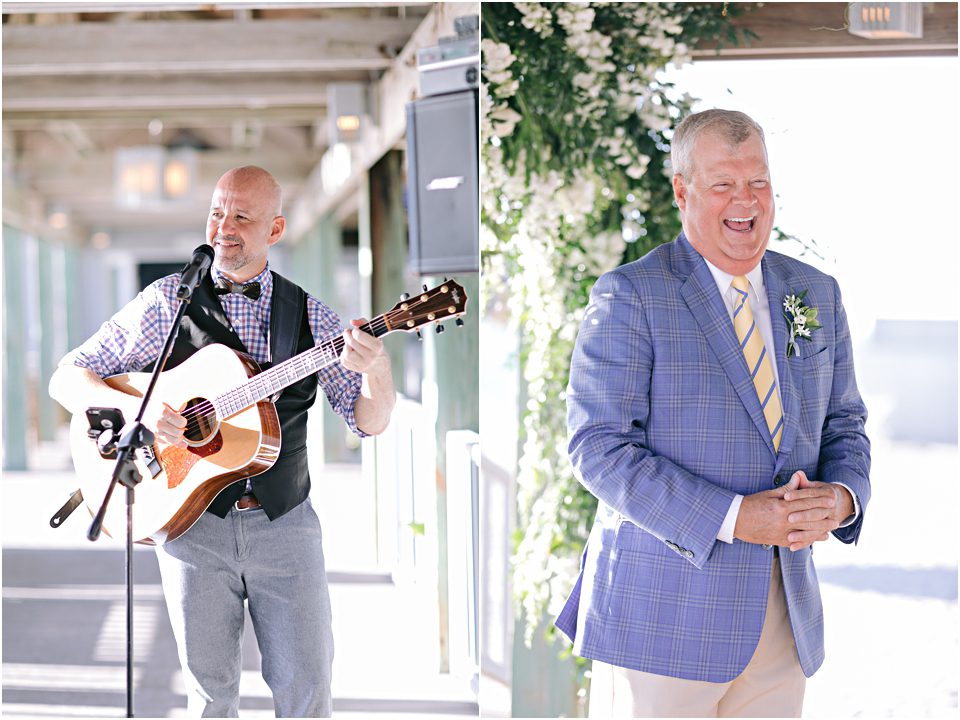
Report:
773,474,784,487
762,543,773,550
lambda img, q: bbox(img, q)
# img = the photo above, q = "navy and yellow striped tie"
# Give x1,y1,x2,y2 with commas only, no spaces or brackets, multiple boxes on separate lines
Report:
731,275,783,451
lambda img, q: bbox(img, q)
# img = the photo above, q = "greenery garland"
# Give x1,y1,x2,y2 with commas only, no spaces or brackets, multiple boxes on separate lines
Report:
480,2,758,644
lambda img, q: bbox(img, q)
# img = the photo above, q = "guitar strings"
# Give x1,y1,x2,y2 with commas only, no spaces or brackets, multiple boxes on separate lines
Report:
171,288,461,440
174,315,395,436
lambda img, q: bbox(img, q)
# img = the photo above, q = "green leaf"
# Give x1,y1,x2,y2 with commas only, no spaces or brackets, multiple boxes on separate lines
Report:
408,522,425,537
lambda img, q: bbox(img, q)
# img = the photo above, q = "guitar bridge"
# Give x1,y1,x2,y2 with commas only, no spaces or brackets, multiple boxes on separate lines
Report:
140,445,163,479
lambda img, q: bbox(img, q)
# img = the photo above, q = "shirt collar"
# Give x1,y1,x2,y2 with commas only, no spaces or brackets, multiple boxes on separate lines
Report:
702,256,765,302
211,263,273,299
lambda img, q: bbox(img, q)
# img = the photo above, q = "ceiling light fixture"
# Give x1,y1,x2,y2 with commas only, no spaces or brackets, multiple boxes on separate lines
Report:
114,146,196,209
48,205,69,230
848,2,923,39
328,83,368,144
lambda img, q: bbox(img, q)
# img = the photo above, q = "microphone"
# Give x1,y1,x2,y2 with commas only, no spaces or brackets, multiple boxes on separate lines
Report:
176,244,215,300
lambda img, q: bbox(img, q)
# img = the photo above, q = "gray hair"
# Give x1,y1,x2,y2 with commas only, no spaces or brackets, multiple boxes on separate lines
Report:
670,109,767,177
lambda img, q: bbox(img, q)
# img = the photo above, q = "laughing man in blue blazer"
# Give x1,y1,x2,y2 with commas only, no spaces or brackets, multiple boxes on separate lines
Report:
556,109,871,718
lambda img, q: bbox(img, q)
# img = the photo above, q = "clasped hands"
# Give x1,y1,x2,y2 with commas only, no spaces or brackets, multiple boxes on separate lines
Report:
734,470,854,552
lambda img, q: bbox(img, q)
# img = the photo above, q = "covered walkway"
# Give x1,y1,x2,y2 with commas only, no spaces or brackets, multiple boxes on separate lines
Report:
3,457,477,718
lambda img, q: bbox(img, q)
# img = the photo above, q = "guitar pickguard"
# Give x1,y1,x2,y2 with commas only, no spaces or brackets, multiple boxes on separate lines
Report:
160,432,225,489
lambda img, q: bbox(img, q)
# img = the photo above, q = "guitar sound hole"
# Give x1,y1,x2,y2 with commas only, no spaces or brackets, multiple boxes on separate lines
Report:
182,397,219,445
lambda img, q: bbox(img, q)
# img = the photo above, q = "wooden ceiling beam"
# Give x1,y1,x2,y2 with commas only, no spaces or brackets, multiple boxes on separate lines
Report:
2,107,327,128
2,2,428,13
694,2,958,60
2,74,342,112
2,18,421,76
17,148,318,185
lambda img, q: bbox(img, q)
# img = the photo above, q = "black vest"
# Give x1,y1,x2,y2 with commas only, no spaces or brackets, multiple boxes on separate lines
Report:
158,271,319,520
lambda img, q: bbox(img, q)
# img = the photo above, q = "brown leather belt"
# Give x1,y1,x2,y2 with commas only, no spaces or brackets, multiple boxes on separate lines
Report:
235,493,261,511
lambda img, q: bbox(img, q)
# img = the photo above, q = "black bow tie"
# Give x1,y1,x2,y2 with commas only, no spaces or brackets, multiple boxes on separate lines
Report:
214,279,261,300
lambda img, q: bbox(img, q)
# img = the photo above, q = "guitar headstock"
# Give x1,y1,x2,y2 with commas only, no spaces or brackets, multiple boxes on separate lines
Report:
387,280,468,336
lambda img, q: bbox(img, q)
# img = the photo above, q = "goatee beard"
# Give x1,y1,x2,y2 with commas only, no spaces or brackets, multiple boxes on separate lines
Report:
213,237,246,271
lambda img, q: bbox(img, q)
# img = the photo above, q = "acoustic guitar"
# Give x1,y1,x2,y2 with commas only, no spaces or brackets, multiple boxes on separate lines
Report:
69,280,468,545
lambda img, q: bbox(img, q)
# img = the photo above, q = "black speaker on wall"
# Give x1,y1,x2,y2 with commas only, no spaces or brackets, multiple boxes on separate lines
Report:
405,89,479,275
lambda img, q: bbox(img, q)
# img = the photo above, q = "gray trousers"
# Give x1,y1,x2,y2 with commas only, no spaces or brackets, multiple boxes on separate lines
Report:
155,497,333,717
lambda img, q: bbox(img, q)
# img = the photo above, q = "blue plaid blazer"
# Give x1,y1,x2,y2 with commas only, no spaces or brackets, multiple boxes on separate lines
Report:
556,233,871,682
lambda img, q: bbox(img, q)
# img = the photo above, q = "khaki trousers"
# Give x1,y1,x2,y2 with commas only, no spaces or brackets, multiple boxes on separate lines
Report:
589,553,806,718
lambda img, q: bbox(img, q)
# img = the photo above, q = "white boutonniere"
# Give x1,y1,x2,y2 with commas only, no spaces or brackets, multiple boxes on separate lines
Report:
783,290,822,358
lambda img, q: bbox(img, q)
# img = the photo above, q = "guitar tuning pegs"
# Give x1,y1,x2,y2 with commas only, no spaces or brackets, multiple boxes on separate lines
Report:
422,284,428,292
436,323,445,334
455,318,464,328
400,292,410,301
416,330,423,341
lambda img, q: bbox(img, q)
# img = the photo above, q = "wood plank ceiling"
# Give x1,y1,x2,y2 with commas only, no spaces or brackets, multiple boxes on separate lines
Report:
4,2,953,244
2,2,433,241
695,2,958,60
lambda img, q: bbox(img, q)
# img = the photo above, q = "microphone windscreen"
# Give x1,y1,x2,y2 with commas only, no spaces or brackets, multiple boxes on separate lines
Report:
193,244,215,263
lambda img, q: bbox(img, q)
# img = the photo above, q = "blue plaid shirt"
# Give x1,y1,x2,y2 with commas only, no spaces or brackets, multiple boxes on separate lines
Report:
62,263,365,437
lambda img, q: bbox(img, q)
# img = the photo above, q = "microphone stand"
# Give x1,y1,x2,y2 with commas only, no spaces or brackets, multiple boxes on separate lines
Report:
87,272,205,718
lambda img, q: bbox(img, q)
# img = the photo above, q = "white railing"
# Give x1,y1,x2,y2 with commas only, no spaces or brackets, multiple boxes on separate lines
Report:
446,429,480,686
366,395,437,580
478,455,515,686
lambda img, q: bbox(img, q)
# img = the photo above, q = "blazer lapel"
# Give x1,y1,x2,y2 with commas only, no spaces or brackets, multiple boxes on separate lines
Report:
676,238,776,457
762,257,802,468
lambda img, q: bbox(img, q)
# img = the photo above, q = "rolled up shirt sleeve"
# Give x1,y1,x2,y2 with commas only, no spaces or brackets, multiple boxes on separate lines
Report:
306,296,366,438
60,277,176,377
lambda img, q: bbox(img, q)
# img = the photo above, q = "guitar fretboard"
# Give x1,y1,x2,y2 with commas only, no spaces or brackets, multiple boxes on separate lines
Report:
212,317,388,420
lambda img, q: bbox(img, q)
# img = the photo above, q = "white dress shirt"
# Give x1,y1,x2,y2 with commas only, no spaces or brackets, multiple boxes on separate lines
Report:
698,258,860,545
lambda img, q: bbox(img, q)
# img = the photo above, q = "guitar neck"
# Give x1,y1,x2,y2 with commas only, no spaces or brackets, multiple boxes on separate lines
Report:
213,315,390,419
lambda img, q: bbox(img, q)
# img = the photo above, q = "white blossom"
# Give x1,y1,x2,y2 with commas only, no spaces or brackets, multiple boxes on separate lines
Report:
489,106,523,137
493,78,520,99
555,4,595,35
482,1,722,647
481,39,516,73
516,2,554,37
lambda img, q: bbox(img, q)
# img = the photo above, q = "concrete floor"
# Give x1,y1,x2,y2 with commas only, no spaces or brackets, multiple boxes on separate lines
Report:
2,461,477,719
